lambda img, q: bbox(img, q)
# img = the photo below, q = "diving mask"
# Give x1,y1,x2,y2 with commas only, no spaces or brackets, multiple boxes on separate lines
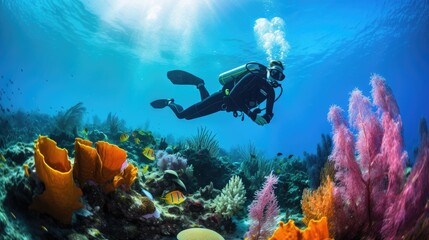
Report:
267,65,285,81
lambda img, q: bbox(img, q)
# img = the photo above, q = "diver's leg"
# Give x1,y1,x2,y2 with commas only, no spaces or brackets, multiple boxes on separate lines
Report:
167,102,185,119
176,91,224,120
197,84,210,100
167,70,209,100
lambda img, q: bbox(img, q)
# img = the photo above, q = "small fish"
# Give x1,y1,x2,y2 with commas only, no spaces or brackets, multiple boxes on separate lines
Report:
138,130,146,136
142,188,154,200
276,152,283,157
134,137,141,144
250,154,256,159
0,153,6,162
141,165,149,174
23,164,30,177
10,212,16,219
119,133,129,142
142,147,155,161
81,128,89,138
132,131,138,137
287,154,294,159
160,190,186,205
41,225,48,232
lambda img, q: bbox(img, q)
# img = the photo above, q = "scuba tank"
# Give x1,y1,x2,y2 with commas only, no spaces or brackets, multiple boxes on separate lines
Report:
218,62,263,85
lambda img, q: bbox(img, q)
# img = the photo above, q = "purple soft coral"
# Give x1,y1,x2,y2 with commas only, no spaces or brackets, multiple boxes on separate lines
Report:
156,150,187,171
245,172,279,240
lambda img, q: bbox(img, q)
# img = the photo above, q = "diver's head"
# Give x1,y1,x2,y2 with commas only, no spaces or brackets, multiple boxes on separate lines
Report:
266,60,285,83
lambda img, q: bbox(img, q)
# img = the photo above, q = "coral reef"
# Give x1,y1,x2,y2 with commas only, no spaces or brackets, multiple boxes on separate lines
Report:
10,82,427,239
30,135,83,224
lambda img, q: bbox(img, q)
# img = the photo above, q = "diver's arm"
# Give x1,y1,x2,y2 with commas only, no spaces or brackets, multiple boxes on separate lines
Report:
262,85,275,123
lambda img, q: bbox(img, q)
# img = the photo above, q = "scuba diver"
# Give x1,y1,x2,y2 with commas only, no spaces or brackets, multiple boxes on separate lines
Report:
150,60,285,126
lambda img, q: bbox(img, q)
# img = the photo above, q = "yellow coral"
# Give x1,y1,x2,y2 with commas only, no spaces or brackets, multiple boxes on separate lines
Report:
177,228,224,240
30,136,83,225
301,176,334,234
269,217,332,240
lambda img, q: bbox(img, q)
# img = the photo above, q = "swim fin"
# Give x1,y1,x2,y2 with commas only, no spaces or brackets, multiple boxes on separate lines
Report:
150,99,173,109
167,70,204,86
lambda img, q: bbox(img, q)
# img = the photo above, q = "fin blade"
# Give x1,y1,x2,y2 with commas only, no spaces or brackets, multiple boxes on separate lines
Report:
167,70,204,86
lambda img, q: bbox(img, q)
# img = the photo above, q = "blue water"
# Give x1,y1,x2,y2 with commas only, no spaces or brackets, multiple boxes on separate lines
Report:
1,0,428,158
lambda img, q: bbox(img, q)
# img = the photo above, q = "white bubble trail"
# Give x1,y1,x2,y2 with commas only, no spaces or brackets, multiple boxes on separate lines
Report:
254,17,290,62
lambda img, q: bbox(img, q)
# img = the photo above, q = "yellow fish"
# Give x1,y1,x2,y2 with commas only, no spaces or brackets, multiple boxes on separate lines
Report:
160,190,186,205
134,137,141,144
141,165,149,174
119,133,129,142
142,147,155,161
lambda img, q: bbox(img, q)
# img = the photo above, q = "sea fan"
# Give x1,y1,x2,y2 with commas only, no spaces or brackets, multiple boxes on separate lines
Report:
245,172,280,240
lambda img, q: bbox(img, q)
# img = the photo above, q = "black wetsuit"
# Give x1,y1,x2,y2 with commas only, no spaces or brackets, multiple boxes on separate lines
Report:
168,67,276,123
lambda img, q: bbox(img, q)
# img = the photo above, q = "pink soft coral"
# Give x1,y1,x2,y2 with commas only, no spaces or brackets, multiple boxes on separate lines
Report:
327,74,414,239
382,118,429,239
245,172,280,240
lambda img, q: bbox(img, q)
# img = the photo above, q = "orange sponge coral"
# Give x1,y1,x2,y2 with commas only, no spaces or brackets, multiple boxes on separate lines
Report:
73,138,101,186
104,162,138,192
269,217,332,240
30,136,83,225
74,138,129,192
95,141,127,183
